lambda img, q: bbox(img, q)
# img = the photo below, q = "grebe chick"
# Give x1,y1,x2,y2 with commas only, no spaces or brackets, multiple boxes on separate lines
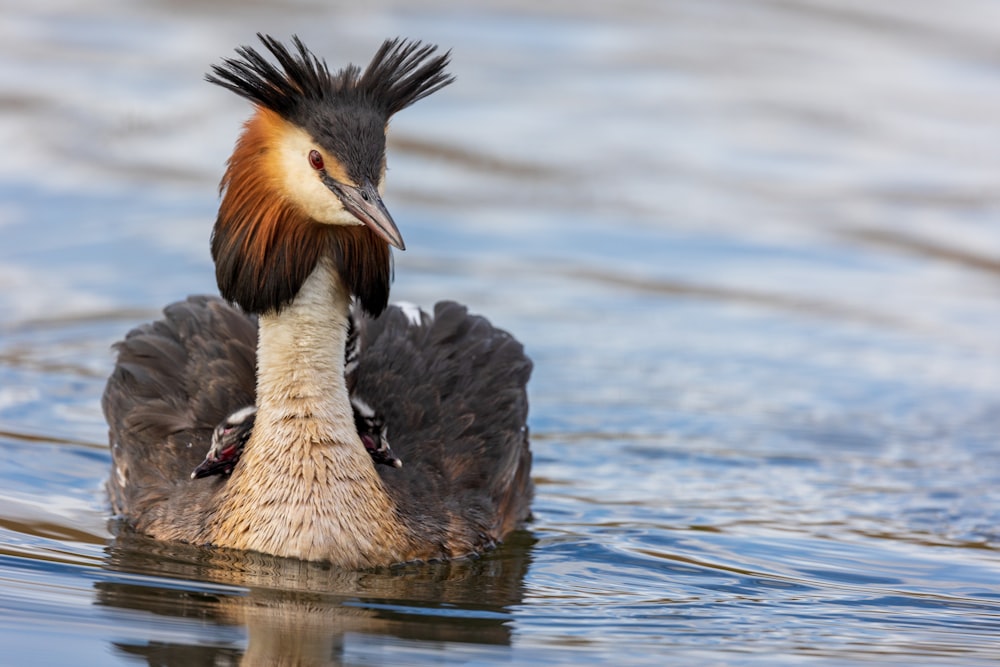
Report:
192,309,400,479
193,395,399,480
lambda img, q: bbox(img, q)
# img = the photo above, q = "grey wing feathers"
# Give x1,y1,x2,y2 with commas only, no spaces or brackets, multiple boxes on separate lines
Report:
102,296,257,528
352,301,534,540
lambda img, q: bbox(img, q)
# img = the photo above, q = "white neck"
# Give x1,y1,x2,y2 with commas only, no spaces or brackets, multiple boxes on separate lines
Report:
255,256,357,446
208,256,411,566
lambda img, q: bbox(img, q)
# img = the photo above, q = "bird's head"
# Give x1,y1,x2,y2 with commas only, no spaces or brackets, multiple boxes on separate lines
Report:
207,34,453,316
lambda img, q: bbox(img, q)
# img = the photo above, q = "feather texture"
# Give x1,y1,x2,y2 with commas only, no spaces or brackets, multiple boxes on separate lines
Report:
103,297,532,558
206,34,454,134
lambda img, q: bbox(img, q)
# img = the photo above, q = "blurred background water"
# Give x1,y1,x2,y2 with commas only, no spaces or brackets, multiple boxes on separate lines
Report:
2,0,1000,664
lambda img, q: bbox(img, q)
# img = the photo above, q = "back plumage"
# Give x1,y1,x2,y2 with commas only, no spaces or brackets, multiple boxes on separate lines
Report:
104,297,532,557
353,301,534,550
104,296,257,541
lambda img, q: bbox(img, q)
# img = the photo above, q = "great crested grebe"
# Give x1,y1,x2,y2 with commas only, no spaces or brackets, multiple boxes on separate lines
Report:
102,35,533,568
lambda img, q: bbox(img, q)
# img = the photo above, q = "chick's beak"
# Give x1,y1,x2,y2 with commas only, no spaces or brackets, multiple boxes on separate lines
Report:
325,176,405,250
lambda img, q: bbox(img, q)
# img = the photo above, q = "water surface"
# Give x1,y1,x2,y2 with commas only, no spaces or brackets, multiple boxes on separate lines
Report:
2,0,1000,664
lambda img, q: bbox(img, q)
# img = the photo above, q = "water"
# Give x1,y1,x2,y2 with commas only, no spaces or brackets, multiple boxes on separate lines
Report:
2,0,1000,664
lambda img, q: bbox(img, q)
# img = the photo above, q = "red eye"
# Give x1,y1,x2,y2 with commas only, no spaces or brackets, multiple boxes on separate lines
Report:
308,150,324,170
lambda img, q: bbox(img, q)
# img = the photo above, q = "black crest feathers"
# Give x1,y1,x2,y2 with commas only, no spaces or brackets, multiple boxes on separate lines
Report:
206,34,454,121
207,36,448,317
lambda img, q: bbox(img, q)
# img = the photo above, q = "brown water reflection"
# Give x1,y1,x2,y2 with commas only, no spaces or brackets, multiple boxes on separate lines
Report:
846,227,1000,276
97,528,534,665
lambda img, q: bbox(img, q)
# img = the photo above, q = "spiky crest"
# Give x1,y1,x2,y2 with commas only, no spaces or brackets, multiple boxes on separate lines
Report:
206,36,448,317
206,34,454,123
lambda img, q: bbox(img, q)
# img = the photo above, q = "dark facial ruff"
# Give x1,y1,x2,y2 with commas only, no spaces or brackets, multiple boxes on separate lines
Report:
206,35,454,316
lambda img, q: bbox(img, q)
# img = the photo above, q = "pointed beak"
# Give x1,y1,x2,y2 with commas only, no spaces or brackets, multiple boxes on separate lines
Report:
326,177,405,251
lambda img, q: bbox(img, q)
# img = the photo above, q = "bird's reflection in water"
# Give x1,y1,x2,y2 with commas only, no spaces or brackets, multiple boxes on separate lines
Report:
96,525,535,666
